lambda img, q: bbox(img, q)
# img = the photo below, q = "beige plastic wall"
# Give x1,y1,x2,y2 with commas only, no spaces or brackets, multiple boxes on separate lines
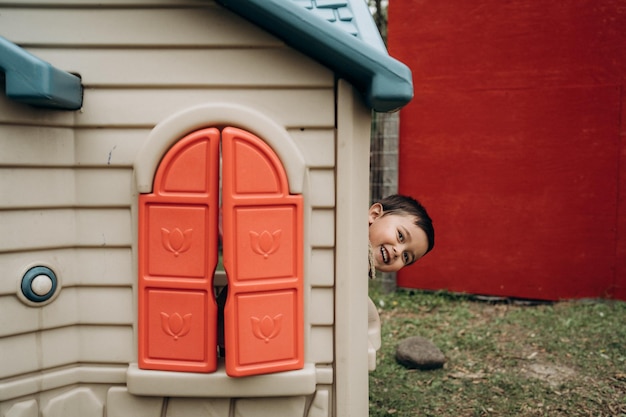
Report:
0,1,374,416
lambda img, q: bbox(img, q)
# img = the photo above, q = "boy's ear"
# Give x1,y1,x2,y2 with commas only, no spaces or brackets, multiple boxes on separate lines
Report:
368,203,384,225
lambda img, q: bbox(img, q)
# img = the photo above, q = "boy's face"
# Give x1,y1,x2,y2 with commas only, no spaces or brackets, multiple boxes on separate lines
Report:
368,203,429,273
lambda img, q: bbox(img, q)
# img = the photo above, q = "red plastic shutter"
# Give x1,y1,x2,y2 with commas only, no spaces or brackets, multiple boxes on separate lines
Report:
221,126,304,377
138,128,220,372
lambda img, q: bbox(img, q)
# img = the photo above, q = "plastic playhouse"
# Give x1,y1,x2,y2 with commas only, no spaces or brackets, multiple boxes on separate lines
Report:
0,1,413,416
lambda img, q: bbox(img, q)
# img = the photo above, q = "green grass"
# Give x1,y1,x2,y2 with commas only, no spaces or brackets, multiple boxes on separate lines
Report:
368,281,626,417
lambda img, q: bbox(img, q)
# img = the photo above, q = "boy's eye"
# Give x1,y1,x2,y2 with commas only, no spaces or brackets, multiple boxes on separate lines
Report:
403,252,410,264
398,230,404,241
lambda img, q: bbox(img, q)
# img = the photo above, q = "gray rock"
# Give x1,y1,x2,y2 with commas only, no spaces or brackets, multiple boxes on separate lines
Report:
396,336,445,370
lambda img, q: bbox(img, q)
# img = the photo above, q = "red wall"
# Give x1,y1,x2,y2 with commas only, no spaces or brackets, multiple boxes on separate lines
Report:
390,1,626,300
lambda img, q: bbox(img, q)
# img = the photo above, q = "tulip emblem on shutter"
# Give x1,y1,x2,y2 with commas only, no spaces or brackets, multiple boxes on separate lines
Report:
250,230,281,259
251,314,283,343
161,312,192,341
161,227,193,257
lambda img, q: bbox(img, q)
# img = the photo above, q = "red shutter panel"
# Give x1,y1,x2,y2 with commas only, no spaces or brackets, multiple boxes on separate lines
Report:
221,127,304,377
138,128,220,372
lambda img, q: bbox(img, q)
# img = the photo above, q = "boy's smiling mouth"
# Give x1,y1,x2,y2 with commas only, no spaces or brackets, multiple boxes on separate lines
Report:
380,246,390,264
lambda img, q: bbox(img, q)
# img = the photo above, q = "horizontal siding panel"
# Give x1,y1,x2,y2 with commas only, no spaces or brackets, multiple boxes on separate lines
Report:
28,48,333,88
0,296,40,337
309,288,334,325
308,169,335,208
0,6,280,47
0,126,145,168
0,248,132,295
0,288,132,337
75,89,335,128
0,126,75,166
40,287,134,331
49,326,133,367
39,328,79,370
0,366,128,403
1,209,80,252
310,209,335,248
0,333,39,379
309,249,335,287
52,287,133,328
75,168,133,206
0,168,73,207
75,208,131,247
75,287,133,324
0,95,75,127
0,208,131,252
309,326,333,364
70,248,133,286
288,129,336,168
0,127,326,169
0,325,134,378
0,326,135,386
0,168,131,208
75,129,147,167
76,324,136,363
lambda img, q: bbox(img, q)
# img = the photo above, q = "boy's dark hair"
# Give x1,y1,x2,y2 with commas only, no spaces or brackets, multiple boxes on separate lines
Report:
378,194,435,254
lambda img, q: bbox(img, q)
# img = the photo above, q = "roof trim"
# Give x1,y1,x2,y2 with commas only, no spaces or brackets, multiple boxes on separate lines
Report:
0,36,83,110
216,0,413,112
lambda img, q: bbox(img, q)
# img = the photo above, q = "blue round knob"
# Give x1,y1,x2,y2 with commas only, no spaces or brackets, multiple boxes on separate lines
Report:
21,266,58,303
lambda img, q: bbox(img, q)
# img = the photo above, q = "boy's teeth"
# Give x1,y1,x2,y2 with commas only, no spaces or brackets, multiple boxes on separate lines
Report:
381,247,388,263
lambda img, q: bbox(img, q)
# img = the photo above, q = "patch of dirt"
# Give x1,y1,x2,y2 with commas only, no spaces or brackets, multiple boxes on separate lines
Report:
471,303,579,388
520,361,577,387
440,300,581,389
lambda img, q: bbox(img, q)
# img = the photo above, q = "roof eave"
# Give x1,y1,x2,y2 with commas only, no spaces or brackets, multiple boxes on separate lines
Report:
0,36,83,110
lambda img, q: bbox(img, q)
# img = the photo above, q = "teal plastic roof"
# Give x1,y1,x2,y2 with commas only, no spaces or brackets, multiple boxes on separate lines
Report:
0,36,83,110
292,0,387,52
217,0,413,112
